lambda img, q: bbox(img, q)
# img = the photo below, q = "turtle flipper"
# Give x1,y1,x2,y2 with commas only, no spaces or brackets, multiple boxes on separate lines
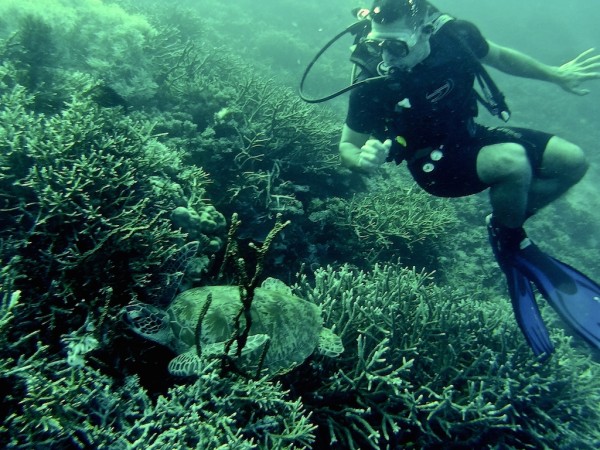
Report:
168,348,203,376
168,335,271,377
318,328,344,357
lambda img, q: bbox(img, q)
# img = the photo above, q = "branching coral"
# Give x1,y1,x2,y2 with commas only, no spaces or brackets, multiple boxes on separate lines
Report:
340,167,458,249
0,2,322,448
0,63,232,399
196,70,341,218
142,28,342,219
0,334,315,449
305,166,458,269
1,83,178,301
292,262,600,449
0,0,159,108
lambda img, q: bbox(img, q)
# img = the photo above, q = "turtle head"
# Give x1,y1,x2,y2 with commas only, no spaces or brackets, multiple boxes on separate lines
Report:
121,302,173,346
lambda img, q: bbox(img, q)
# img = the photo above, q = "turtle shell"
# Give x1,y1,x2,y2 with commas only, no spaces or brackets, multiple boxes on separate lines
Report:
166,286,323,375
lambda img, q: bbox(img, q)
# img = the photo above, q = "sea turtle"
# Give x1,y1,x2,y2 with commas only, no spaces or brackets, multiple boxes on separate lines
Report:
122,279,343,377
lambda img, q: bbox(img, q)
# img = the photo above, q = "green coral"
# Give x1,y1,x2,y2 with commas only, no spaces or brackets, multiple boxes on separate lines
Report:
293,263,600,449
171,205,226,253
0,59,230,383
0,338,315,448
0,0,159,106
1,77,177,303
307,165,458,268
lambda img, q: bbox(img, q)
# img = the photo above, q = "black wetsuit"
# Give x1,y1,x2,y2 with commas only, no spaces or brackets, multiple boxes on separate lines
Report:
345,19,552,197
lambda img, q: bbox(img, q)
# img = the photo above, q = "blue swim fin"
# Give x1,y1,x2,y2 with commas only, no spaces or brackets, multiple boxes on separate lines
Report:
504,263,555,357
487,216,554,357
514,242,600,352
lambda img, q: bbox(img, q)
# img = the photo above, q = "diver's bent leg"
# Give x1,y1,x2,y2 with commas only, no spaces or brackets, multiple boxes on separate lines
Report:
477,143,532,228
527,137,588,215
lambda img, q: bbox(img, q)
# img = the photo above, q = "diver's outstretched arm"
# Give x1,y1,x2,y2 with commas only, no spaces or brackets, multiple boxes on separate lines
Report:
482,41,600,95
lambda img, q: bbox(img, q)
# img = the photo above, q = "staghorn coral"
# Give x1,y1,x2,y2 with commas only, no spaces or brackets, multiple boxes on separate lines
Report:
292,262,600,449
183,64,342,224
0,331,316,449
339,166,457,248
0,62,228,397
306,165,458,269
0,0,159,109
140,21,343,217
1,80,178,304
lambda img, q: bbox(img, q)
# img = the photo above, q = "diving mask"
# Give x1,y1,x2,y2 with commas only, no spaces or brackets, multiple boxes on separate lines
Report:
363,37,410,59
363,23,434,59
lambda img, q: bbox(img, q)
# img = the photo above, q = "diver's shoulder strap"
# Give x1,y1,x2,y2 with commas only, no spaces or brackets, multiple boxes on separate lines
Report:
438,17,510,122
430,13,455,34
425,12,510,122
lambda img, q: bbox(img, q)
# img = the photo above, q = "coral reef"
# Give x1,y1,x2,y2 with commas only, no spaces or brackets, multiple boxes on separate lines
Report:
0,210,314,448
0,0,159,109
307,165,458,268
292,263,600,449
0,65,218,312
171,205,226,252
0,55,232,446
1,335,315,448
0,1,599,449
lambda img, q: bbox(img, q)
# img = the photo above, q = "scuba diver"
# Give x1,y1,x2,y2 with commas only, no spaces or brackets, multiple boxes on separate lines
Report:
301,0,600,358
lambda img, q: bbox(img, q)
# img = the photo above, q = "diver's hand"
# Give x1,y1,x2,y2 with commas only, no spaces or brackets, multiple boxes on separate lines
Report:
555,48,600,95
357,139,392,173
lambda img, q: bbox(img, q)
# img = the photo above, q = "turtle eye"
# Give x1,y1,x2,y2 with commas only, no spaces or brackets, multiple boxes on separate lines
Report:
121,304,143,324
121,303,166,336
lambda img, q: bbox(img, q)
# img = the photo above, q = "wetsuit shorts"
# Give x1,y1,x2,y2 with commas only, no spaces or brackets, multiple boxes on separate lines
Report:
406,125,553,198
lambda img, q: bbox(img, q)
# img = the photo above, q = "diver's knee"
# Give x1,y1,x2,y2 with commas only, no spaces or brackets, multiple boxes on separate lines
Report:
569,145,589,181
559,142,588,182
478,143,531,184
544,138,588,182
